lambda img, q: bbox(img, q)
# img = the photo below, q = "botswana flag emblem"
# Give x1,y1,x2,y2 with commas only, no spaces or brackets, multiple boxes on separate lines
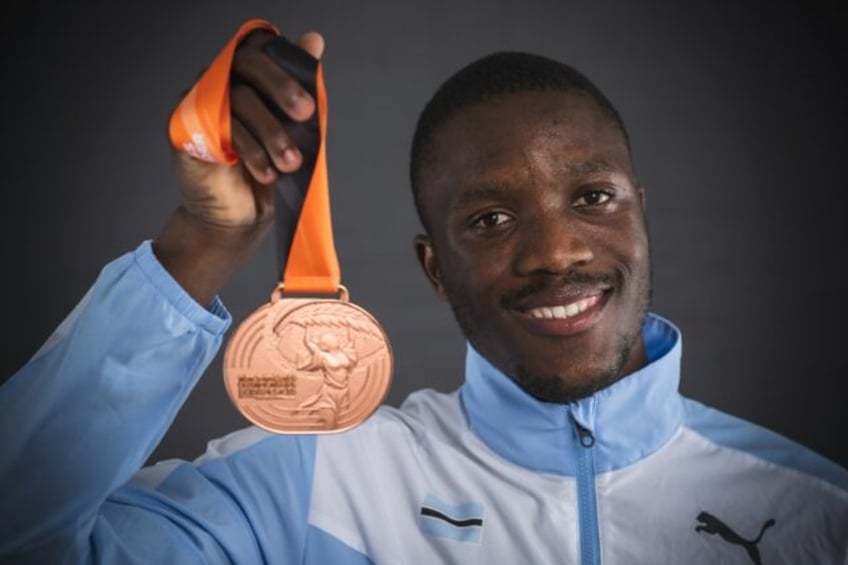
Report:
419,493,484,544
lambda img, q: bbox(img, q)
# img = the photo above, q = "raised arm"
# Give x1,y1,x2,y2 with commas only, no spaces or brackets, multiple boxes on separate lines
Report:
0,24,326,563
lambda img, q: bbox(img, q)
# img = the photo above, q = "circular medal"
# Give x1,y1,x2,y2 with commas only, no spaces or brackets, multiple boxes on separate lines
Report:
223,286,393,434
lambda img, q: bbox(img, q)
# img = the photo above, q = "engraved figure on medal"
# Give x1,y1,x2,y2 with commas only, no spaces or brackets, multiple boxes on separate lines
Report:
295,330,358,428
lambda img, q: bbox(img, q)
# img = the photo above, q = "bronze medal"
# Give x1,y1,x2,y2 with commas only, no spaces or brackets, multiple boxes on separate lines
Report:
224,286,392,433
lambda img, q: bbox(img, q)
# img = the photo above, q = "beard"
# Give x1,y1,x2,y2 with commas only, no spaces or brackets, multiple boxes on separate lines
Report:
509,329,639,403
444,264,652,405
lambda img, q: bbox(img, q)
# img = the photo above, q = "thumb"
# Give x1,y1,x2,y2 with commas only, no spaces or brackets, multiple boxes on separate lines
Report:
297,31,325,60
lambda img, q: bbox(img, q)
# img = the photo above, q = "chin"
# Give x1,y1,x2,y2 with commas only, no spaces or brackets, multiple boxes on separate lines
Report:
447,283,649,404
504,330,638,404
510,361,625,404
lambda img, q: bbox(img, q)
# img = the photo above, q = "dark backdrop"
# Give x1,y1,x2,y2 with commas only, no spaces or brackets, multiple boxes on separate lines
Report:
2,0,846,468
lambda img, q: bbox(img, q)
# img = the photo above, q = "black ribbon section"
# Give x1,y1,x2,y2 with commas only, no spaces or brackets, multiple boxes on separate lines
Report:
262,36,321,279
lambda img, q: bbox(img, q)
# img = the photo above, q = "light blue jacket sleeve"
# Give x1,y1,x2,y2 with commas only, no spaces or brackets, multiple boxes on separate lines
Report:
0,242,318,564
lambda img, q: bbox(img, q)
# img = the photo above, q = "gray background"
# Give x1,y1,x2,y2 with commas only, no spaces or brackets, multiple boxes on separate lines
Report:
2,1,846,468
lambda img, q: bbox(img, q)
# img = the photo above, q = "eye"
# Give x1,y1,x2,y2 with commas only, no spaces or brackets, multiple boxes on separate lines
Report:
470,211,513,229
573,189,613,208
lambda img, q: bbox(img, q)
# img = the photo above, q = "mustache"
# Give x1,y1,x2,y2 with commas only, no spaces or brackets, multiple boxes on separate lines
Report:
500,269,620,309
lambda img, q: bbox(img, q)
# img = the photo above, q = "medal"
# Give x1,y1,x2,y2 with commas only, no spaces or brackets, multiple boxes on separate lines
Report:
170,21,393,433
223,286,392,433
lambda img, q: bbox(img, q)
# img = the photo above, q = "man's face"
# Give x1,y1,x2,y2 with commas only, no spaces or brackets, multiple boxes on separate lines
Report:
415,90,651,403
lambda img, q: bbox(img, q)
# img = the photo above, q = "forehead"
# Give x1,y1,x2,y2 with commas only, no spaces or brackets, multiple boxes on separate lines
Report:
419,90,633,206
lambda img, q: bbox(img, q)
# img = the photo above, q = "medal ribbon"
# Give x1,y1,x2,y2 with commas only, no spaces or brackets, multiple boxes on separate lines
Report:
169,19,341,295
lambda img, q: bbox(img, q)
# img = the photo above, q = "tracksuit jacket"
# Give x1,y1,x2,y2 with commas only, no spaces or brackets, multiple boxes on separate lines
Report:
2,241,847,564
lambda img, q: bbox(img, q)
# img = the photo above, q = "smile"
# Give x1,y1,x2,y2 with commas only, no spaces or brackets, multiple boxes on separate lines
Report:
524,295,600,319
513,290,609,337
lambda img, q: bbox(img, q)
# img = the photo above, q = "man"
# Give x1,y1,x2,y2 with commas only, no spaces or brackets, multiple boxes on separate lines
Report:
1,24,846,564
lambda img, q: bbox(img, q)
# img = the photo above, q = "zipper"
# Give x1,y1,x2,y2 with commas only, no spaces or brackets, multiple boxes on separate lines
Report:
572,416,600,565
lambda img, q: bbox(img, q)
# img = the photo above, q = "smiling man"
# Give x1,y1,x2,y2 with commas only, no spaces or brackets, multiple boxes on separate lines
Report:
412,66,651,404
1,26,847,565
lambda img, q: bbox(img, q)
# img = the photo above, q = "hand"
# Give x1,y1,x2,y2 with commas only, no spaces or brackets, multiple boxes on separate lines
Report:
174,30,326,230
154,28,325,305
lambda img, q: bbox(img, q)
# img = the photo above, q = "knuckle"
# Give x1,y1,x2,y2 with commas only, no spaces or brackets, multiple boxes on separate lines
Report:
268,74,304,109
267,129,291,152
245,147,269,167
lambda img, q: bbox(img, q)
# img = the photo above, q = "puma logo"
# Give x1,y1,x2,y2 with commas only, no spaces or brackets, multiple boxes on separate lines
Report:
695,511,775,565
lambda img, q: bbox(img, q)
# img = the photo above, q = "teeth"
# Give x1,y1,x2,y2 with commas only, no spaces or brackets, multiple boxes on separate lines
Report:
526,296,599,320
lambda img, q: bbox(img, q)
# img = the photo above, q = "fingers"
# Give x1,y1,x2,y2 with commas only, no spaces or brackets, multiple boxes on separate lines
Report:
233,31,315,122
231,116,277,184
229,29,325,184
231,83,302,174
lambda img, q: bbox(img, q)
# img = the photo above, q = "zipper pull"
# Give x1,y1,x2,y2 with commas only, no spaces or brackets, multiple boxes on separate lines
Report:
573,420,595,448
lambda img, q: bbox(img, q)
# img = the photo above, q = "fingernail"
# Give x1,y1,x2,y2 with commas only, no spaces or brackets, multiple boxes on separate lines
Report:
283,148,299,166
289,91,311,116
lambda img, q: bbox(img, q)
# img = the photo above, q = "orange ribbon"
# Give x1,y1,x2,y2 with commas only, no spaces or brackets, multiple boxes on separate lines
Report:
169,19,340,295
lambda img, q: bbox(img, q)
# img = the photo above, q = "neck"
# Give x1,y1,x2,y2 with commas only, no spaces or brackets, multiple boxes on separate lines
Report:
460,313,684,475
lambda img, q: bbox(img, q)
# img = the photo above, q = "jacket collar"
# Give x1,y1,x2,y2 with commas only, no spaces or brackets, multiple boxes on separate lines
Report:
460,313,683,475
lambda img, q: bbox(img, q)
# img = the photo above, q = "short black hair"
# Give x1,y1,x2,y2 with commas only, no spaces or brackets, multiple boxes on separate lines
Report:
409,51,630,232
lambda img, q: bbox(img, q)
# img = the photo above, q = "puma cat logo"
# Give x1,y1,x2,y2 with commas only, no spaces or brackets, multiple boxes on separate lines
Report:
695,511,775,565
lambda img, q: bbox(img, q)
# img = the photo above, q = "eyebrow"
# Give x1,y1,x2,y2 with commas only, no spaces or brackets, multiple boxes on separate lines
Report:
565,159,616,176
451,159,620,210
451,184,513,211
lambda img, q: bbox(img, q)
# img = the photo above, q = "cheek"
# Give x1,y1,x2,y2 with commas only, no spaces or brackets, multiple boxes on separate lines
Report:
442,239,514,306
608,223,651,314
627,227,651,276
597,216,649,272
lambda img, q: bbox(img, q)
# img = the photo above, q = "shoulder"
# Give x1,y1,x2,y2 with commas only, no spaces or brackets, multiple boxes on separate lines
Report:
680,397,848,494
317,387,465,454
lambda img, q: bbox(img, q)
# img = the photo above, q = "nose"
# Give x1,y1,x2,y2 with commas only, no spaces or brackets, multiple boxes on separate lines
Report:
513,213,595,276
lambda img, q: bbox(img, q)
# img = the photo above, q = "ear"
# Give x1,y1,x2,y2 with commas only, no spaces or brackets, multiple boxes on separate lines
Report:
413,234,447,300
638,184,646,211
